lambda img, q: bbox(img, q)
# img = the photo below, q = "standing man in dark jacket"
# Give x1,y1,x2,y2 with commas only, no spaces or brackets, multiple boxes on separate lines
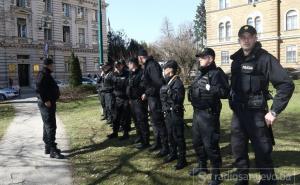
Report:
230,25,295,185
188,48,230,185
160,60,187,170
127,57,150,149
107,60,131,140
138,49,169,157
100,64,114,124
96,66,107,121
36,58,64,159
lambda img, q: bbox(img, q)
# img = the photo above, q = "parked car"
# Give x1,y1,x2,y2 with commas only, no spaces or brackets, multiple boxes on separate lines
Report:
55,80,68,88
0,87,19,100
82,77,97,85
285,68,300,80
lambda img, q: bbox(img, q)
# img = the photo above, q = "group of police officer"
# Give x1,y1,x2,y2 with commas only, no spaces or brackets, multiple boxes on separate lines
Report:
37,25,294,185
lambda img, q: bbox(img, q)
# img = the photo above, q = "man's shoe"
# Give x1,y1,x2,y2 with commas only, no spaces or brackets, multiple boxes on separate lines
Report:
135,143,151,150
45,146,61,155
107,133,118,139
258,179,277,185
208,180,221,185
174,159,188,170
155,149,169,158
119,133,129,140
163,155,177,163
189,165,209,176
234,181,249,185
50,149,65,159
134,137,142,144
148,144,161,152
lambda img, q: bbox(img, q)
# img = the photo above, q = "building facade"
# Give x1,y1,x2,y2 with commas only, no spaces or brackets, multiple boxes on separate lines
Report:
206,0,300,72
0,0,107,88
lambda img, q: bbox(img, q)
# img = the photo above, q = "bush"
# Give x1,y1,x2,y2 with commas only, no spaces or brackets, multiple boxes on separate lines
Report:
59,85,97,102
69,52,82,87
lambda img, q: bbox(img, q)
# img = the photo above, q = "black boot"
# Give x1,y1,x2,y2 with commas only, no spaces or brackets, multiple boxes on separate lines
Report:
119,133,129,140
148,143,161,152
155,147,169,158
189,163,209,176
107,132,118,139
134,137,142,144
163,154,177,163
175,156,188,170
136,142,151,149
208,168,222,185
45,145,50,154
50,148,64,159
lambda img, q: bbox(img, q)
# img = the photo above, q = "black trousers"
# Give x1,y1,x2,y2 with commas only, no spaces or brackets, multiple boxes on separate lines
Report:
112,97,131,134
130,99,150,144
38,100,57,148
98,92,106,118
165,111,186,159
104,92,114,122
192,109,222,168
148,96,168,150
231,109,275,183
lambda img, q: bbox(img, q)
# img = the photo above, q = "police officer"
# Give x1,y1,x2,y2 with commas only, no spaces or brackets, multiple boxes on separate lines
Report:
100,64,114,124
107,60,131,140
138,49,169,157
96,66,107,121
127,57,150,149
160,60,187,170
230,25,295,185
36,58,64,159
188,48,230,185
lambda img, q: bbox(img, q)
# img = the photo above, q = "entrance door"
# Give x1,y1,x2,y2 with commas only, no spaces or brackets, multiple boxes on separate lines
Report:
18,64,29,87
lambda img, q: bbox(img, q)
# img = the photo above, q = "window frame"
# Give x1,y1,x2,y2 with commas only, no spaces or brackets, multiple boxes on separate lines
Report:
62,3,70,17
221,51,230,65
286,10,299,31
286,45,297,63
17,18,27,38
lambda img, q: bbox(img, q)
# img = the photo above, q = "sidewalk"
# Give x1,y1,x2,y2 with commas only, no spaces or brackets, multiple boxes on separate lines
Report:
0,97,72,185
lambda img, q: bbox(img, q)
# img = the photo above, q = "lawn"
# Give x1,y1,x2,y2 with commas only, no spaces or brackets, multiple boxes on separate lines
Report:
0,104,15,139
58,80,300,185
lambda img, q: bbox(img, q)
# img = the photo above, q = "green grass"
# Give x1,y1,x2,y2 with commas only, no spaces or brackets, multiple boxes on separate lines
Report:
0,104,15,139
58,81,300,185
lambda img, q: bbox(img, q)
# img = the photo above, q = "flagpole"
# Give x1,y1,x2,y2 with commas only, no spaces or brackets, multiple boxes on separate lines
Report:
98,0,104,65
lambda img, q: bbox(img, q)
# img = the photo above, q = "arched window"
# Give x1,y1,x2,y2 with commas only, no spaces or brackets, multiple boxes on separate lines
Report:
286,10,298,30
219,23,225,41
225,21,231,41
247,17,253,26
255,16,262,33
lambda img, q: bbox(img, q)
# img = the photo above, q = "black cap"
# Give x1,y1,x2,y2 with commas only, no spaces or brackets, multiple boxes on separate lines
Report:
164,60,179,72
44,58,54,65
238,25,257,37
138,49,148,57
195,48,216,58
128,57,139,65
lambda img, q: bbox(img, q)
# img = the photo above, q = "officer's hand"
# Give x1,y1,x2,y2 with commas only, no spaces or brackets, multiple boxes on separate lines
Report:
141,94,146,101
265,112,276,127
45,101,52,108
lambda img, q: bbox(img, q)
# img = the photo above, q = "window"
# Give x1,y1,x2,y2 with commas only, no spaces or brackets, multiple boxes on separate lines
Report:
44,28,52,41
286,45,297,63
17,18,27,38
16,0,27,7
63,26,70,43
64,57,70,72
286,10,298,30
248,0,260,4
219,23,225,42
78,28,85,44
92,30,98,44
225,21,231,41
219,0,228,9
221,51,230,64
44,0,52,13
62,3,70,17
255,16,262,33
77,7,84,19
247,17,253,26
92,10,98,22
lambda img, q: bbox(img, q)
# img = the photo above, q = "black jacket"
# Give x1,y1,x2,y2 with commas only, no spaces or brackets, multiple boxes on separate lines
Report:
230,42,295,114
101,71,114,93
127,68,145,100
112,68,129,99
36,67,60,103
143,57,165,97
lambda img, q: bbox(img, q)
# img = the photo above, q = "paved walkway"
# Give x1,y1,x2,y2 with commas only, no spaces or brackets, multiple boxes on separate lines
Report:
0,97,72,185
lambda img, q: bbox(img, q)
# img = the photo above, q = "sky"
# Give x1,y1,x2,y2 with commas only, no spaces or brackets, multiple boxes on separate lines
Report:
106,0,199,44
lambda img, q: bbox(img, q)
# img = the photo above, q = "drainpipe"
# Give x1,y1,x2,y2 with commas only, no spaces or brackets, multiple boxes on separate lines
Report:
277,0,281,61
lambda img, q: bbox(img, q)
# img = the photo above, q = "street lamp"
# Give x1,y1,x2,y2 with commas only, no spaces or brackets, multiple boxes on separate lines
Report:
97,0,104,65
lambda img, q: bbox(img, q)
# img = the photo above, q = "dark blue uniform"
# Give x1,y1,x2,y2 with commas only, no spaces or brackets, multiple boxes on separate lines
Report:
230,42,295,185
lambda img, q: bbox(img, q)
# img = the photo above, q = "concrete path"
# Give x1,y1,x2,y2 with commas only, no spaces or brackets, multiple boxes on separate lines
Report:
0,97,72,185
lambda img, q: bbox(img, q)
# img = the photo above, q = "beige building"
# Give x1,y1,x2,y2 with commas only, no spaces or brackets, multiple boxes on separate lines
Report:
206,0,300,72
0,0,108,88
